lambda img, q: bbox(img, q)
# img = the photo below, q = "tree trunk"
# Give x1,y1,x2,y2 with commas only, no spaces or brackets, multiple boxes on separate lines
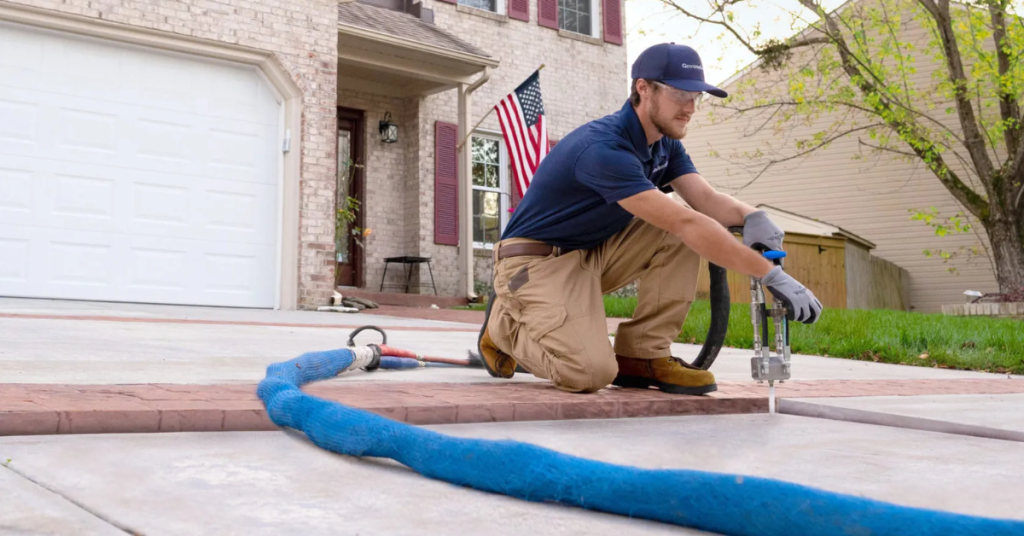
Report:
986,216,1024,292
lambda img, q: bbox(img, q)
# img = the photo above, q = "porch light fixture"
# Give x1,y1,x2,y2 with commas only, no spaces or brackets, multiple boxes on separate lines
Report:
379,112,398,143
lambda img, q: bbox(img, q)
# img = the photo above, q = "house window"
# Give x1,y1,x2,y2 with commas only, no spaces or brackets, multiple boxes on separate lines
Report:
558,0,599,37
471,134,509,248
459,0,500,13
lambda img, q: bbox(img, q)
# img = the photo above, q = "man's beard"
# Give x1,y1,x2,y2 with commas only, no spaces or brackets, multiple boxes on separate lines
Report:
650,99,689,140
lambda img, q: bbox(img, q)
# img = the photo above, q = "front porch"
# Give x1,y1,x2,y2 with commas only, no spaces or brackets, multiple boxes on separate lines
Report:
333,0,499,301
340,287,470,309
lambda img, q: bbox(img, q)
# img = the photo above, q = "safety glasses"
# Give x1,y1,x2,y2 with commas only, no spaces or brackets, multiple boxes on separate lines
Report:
652,81,704,107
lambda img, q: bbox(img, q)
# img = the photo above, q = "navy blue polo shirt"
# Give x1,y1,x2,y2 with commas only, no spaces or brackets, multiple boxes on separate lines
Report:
501,100,699,251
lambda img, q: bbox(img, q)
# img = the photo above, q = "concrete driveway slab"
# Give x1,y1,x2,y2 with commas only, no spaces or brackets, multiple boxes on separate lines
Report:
0,297,478,329
0,318,495,384
0,414,1021,536
0,464,125,536
2,312,1013,384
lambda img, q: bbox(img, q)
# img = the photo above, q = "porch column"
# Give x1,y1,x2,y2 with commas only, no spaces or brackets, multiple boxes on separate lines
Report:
458,82,474,299
457,69,491,299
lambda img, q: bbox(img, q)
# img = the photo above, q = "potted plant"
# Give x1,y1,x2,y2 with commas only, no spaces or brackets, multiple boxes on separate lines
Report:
335,159,371,287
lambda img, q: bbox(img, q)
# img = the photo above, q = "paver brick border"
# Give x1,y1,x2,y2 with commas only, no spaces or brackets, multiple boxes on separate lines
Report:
2,378,1022,436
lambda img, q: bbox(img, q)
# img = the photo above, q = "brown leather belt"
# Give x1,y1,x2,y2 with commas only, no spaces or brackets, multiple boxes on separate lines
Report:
496,242,555,260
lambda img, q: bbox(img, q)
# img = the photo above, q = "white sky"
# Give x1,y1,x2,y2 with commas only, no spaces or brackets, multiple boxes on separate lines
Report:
623,0,849,89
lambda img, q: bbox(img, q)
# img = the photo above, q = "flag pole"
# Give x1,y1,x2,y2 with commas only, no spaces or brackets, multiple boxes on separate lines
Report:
456,64,545,151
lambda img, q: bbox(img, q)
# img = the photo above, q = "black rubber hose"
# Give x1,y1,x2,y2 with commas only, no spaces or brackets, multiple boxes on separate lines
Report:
690,262,731,370
761,303,770,348
347,325,387,347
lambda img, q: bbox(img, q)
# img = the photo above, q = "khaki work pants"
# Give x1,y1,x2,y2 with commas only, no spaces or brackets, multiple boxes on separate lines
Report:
487,218,700,393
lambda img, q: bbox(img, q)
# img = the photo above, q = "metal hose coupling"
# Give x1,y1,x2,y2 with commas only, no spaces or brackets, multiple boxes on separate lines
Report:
342,344,382,374
345,325,387,372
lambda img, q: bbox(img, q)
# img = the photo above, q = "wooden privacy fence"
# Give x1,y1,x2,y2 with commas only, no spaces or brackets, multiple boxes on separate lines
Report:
695,232,909,310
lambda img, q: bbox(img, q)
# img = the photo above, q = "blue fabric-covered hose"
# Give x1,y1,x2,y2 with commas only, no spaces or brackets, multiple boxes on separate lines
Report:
257,348,1024,536
380,356,420,369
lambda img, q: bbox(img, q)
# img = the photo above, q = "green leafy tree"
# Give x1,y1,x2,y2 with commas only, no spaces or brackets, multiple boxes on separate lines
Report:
655,0,1024,292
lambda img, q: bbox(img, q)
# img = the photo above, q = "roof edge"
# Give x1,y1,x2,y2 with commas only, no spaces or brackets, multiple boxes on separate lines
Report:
337,20,498,69
756,203,876,249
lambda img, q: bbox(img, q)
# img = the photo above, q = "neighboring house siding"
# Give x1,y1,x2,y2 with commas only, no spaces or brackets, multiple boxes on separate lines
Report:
689,3,1000,312
357,0,627,296
7,0,340,309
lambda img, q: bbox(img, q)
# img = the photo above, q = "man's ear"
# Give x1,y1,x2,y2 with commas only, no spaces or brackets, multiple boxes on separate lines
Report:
637,79,651,97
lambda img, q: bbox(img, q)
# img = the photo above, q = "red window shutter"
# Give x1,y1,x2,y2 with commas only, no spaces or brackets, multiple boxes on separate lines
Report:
434,121,459,246
509,0,529,21
602,0,622,45
538,0,558,28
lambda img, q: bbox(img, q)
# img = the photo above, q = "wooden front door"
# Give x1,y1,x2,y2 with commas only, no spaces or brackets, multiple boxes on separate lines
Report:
336,108,365,288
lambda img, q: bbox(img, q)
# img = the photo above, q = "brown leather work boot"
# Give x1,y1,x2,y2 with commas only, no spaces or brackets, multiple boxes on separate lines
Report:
477,290,517,379
612,355,717,395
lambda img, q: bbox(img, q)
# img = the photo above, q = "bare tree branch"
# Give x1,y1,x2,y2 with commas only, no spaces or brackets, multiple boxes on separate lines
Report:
808,3,930,117
860,136,987,196
855,144,923,195
881,0,914,104
746,104,785,138
660,0,762,56
717,98,966,145
857,139,918,158
917,0,941,18
914,0,997,183
1010,139,1024,192
988,0,1023,157
939,140,985,193
962,6,1005,155
730,123,883,194
790,36,831,47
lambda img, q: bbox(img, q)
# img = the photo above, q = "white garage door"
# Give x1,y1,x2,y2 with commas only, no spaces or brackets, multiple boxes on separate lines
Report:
0,22,282,308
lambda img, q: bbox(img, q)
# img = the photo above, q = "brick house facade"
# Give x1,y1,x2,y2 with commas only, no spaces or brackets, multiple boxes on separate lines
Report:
0,0,627,309
340,0,628,300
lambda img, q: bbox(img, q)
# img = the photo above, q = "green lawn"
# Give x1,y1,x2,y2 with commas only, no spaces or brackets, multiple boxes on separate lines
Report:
461,296,1024,374
658,298,1021,374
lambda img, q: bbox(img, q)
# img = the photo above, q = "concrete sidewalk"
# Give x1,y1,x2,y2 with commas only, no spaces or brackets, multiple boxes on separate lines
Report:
2,415,1022,536
1,296,1012,385
3,297,1024,535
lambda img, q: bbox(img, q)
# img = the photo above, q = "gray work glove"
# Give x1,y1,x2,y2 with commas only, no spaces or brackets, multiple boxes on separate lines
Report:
759,266,823,324
743,210,785,252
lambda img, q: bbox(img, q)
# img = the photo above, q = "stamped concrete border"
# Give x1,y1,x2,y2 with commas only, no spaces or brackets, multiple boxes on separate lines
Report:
0,382,766,436
4,378,1023,437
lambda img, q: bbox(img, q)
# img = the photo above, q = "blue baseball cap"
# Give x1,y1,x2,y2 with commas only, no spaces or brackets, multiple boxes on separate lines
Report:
631,43,728,98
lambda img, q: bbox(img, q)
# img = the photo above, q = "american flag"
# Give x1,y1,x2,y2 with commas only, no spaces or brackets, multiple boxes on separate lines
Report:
495,70,549,200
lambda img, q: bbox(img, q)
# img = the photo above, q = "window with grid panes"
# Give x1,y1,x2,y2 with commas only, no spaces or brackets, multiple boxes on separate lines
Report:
459,0,498,12
471,135,509,248
558,0,592,35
